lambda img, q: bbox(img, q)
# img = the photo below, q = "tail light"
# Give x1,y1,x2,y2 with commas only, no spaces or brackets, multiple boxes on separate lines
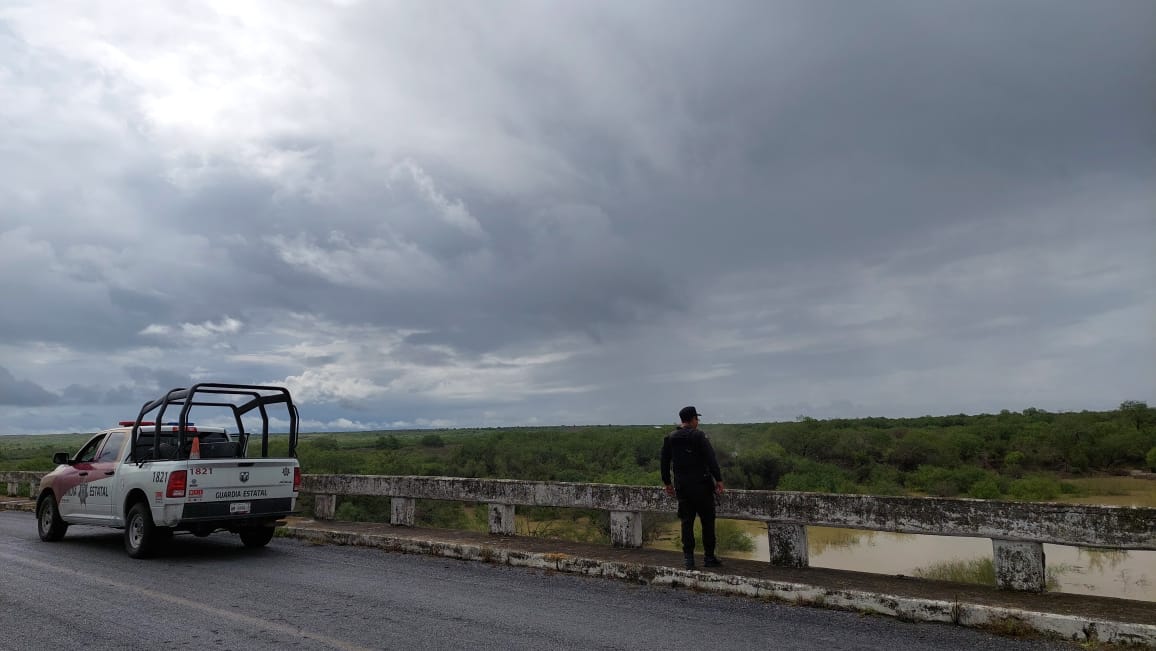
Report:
293,467,301,492
166,470,187,498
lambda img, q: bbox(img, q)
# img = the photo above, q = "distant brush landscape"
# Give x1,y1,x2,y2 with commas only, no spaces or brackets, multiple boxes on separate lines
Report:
6,402,1154,497
6,402,1155,556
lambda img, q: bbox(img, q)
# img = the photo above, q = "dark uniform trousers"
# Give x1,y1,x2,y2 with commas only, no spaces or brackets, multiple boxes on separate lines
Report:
676,481,716,556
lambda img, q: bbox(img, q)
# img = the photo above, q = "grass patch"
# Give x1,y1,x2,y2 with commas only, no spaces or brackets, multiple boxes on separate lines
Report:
1065,477,1150,497
913,557,1073,590
656,519,755,554
914,557,997,585
515,513,609,544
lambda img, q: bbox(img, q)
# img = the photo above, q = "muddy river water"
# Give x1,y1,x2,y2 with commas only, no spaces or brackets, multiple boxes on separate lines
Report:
728,523,1154,601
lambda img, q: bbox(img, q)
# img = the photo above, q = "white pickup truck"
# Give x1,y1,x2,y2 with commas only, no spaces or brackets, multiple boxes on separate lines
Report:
36,383,302,558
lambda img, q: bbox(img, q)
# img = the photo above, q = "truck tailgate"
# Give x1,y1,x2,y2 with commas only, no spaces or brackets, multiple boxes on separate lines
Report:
183,459,297,520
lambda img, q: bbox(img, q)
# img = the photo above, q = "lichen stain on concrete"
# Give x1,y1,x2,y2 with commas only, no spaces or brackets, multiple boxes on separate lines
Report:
302,474,1156,551
993,540,1046,592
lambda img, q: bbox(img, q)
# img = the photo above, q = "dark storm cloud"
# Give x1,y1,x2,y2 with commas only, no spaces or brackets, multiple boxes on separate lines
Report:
598,1,1155,269
0,367,58,406
0,0,1151,432
123,367,193,394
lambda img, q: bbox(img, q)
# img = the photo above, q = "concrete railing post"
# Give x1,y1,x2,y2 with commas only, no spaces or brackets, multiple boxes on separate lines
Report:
767,523,809,567
391,497,415,526
609,510,643,548
6,482,16,497
488,503,515,535
29,481,37,498
993,539,1046,592
314,494,337,520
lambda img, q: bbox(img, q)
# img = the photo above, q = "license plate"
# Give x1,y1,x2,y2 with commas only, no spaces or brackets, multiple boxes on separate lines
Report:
230,502,251,514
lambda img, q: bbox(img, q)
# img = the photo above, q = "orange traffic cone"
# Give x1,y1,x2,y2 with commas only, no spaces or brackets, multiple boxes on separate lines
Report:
189,436,201,460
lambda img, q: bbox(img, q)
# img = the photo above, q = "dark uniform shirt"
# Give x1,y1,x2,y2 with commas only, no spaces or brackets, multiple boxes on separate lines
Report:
661,427,722,489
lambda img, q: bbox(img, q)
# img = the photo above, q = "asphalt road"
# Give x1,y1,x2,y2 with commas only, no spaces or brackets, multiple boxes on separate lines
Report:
0,511,1074,651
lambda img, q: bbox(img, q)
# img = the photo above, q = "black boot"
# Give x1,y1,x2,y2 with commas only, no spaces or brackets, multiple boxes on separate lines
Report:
703,555,722,568
683,553,695,569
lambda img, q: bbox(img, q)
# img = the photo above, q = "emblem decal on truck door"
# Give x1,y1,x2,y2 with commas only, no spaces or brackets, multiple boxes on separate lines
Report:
240,472,249,483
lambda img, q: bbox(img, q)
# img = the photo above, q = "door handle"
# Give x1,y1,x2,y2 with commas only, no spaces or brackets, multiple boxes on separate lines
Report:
104,471,115,476
78,472,88,477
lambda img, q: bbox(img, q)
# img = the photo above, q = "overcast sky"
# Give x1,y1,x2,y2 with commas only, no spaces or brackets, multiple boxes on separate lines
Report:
1,1,1153,434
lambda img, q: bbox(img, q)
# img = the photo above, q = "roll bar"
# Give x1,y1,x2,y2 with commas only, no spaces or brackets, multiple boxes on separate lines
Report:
128,383,299,462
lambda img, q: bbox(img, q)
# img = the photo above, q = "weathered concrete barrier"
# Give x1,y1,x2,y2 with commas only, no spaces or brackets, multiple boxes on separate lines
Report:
301,474,1156,593
0,471,43,500
9,467,1154,595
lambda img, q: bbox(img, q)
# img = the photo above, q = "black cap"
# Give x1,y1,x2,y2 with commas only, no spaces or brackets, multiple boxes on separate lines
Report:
679,406,702,422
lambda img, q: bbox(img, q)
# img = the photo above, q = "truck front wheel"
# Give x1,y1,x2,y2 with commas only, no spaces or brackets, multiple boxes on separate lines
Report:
239,526,276,548
125,502,160,558
36,494,68,542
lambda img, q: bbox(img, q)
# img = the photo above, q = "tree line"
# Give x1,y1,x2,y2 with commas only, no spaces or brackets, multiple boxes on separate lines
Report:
285,402,1156,503
4,403,1154,503
5,403,1152,548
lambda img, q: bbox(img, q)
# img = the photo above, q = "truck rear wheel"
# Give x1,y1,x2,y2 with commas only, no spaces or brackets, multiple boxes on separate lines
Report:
36,494,68,542
125,502,160,558
239,526,275,548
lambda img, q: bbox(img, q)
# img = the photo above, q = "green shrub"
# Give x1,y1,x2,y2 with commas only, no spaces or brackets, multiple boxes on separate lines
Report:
375,435,401,450
420,434,445,448
1008,475,1061,501
966,476,1002,499
862,477,905,496
1003,450,1025,468
415,499,471,528
333,496,391,522
1067,450,1090,473
906,465,993,497
715,519,755,552
309,437,340,451
886,432,943,471
1146,446,1156,472
732,445,787,490
778,460,856,493
861,464,904,495
334,501,368,521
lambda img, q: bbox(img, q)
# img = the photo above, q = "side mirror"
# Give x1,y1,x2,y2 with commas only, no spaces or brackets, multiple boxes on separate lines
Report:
52,452,71,465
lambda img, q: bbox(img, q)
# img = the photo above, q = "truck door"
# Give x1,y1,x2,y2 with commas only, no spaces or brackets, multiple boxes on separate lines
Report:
55,434,106,519
85,431,127,522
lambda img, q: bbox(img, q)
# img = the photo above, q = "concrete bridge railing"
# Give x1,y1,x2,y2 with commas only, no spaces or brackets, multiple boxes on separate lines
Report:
0,471,42,500
301,474,1156,593
8,470,1154,593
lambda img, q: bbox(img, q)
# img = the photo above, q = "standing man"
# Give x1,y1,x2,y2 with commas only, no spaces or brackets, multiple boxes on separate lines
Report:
661,405,725,569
